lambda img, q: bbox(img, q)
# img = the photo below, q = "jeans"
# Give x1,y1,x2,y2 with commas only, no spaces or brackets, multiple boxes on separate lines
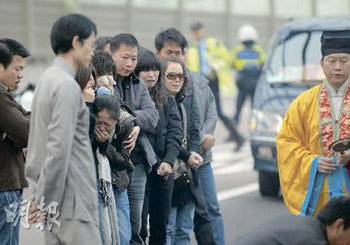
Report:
98,191,107,245
193,179,216,245
114,187,131,245
0,190,22,245
128,163,147,245
197,163,225,245
166,201,195,245
148,170,174,245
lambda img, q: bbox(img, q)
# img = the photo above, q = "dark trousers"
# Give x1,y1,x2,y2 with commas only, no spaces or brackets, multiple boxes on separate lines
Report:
140,178,150,243
234,87,255,124
208,75,241,142
142,169,174,245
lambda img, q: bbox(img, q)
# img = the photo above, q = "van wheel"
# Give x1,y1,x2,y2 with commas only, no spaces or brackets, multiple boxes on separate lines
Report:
259,171,280,196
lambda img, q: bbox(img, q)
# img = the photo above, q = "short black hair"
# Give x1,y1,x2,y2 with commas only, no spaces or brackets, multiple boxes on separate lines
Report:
190,22,203,31
92,50,116,77
0,38,30,69
110,33,139,54
95,36,112,51
0,43,13,69
0,38,30,58
93,94,121,120
50,13,97,55
134,49,161,76
317,196,350,230
155,28,188,53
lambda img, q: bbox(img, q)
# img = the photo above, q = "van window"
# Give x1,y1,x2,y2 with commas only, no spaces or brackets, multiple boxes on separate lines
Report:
267,31,324,84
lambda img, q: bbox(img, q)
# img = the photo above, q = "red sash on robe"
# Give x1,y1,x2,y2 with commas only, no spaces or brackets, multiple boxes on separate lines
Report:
319,81,350,177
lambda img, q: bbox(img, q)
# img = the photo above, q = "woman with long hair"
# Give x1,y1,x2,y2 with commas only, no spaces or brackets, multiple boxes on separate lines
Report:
160,57,203,245
135,50,183,244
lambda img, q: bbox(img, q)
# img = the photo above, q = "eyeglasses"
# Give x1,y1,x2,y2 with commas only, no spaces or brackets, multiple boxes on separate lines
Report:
165,72,185,81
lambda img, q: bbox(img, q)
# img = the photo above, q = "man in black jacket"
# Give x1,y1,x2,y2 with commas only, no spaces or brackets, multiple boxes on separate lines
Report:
235,196,350,245
110,33,159,245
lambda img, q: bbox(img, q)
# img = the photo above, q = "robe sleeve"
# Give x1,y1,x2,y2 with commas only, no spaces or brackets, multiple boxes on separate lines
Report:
276,94,320,215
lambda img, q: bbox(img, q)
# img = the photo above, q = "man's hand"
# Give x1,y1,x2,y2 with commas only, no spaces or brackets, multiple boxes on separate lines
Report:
207,69,216,80
318,156,337,174
200,134,215,153
123,126,140,152
94,127,109,143
28,202,47,225
337,151,350,167
187,152,203,169
97,75,115,95
157,162,173,176
83,87,95,103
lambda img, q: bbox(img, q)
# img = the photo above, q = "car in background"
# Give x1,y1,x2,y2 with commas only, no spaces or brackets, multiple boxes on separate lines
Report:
249,17,350,196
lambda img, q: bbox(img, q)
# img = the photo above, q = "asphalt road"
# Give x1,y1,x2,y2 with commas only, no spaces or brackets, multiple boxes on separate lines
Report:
19,95,289,244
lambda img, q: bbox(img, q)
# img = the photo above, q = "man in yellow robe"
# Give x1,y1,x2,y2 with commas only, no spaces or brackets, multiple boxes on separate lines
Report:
277,30,350,217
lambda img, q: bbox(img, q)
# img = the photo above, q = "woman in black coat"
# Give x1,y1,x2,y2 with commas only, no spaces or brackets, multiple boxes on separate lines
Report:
135,49,183,244
160,56,203,245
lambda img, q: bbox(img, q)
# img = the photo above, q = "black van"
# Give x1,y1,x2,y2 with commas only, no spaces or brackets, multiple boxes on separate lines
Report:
249,17,350,196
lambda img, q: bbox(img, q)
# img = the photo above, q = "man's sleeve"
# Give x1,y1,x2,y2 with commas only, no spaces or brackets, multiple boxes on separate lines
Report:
215,40,231,67
201,83,218,141
134,83,159,132
257,45,267,65
0,92,30,149
33,84,80,206
188,89,201,153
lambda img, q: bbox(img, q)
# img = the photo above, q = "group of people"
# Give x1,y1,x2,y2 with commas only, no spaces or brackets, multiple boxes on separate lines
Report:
4,10,350,245
0,13,227,245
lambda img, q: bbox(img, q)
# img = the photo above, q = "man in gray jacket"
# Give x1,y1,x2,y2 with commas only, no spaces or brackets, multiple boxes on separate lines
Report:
25,14,101,244
190,71,226,245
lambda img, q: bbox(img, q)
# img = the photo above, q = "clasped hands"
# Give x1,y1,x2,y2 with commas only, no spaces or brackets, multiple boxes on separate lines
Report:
318,151,350,173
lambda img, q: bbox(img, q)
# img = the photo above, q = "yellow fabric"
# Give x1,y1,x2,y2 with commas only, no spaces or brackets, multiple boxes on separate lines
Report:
187,38,234,96
276,83,348,217
231,43,266,71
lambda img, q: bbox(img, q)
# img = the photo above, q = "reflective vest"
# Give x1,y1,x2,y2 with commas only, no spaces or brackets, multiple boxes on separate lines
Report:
231,43,266,71
187,38,233,95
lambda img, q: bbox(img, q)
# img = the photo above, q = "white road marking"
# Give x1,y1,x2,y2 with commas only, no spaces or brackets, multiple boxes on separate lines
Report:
212,150,251,163
218,183,259,201
213,160,254,174
211,141,258,201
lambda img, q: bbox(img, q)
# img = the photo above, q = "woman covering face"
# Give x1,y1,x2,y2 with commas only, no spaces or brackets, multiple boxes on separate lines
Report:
93,95,120,140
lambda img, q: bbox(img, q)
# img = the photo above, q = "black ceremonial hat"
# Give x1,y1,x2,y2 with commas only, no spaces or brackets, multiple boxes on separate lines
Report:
321,30,350,57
